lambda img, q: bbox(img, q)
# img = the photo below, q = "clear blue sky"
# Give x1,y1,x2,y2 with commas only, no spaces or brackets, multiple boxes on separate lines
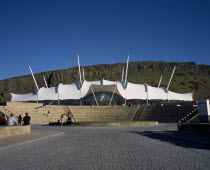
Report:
0,0,210,80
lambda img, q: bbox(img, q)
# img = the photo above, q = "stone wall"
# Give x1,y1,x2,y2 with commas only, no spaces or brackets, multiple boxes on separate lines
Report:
0,126,31,138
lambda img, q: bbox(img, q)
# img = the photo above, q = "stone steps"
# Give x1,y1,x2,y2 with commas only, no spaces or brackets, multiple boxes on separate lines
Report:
4,103,138,124
4,102,196,123
138,105,196,122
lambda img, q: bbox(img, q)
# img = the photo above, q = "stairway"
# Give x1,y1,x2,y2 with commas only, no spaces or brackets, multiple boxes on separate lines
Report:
131,105,145,121
3,102,197,124
139,105,197,122
4,102,139,124
0,106,11,117
67,106,138,121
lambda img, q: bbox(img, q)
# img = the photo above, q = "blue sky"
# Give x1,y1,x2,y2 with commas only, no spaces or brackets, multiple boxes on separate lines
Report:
0,0,210,80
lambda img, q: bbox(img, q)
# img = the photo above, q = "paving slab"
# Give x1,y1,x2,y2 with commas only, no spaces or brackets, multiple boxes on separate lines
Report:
0,129,64,150
1,124,210,170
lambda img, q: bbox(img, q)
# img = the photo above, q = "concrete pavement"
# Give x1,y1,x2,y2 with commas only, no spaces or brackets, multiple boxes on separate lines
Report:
0,128,64,150
0,123,210,170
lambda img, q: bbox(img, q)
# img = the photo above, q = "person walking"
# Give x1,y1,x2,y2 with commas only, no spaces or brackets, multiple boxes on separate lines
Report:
23,112,31,125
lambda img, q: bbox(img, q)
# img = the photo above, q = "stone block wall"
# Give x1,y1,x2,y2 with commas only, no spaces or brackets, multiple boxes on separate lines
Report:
0,126,31,138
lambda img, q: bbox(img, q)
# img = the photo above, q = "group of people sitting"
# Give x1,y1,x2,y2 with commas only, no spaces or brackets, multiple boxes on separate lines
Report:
57,111,75,125
0,112,31,126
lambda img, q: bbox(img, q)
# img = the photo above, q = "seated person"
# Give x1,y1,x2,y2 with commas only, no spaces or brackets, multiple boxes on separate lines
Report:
66,117,72,125
7,113,17,126
60,114,65,125
23,112,31,125
66,116,75,125
18,115,23,126
47,110,50,117
57,120,61,125
0,114,6,125
71,117,75,123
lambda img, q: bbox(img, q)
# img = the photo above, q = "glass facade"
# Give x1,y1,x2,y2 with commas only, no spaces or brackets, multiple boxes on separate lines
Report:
83,92,124,106
38,92,124,106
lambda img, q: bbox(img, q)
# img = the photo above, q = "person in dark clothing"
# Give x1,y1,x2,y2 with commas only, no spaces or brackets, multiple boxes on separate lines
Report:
66,116,72,125
18,115,22,126
66,116,75,125
23,112,31,125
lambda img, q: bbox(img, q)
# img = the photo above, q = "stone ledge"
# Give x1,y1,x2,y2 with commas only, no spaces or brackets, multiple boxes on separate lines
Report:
0,126,31,138
49,121,158,127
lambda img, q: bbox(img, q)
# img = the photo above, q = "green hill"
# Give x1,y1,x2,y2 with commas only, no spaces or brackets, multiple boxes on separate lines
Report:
0,61,210,102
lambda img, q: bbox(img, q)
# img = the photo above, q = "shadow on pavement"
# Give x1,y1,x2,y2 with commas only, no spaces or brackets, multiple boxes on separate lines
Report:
130,130,210,150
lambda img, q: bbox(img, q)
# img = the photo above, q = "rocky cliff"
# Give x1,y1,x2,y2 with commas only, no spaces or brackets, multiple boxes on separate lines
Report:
0,61,210,102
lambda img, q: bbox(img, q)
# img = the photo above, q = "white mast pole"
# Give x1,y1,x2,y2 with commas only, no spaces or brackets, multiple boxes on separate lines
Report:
158,75,163,88
167,65,176,91
121,67,124,81
29,65,39,91
109,84,117,106
124,55,130,84
77,55,83,105
90,86,98,106
58,84,60,105
124,55,130,106
82,68,85,81
77,55,82,85
43,76,48,88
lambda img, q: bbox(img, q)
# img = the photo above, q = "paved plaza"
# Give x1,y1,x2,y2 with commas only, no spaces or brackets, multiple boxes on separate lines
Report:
0,123,210,170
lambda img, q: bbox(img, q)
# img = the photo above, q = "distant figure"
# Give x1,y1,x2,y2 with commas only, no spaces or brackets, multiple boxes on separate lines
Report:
71,117,75,123
66,117,72,125
47,110,50,117
18,115,22,126
0,114,6,125
66,116,75,125
60,114,65,125
57,119,61,125
23,112,31,125
7,113,17,126
67,111,70,117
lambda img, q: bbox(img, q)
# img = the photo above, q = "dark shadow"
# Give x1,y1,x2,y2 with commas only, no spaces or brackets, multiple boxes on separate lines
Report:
130,130,210,150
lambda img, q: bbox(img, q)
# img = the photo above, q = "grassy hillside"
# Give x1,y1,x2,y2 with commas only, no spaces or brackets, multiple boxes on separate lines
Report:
0,61,210,102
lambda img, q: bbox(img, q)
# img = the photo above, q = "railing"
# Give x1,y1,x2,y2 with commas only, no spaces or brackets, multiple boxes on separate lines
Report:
65,106,75,120
131,105,145,121
179,108,198,123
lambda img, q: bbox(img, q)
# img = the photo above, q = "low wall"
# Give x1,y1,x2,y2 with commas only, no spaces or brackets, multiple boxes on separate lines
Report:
0,126,31,138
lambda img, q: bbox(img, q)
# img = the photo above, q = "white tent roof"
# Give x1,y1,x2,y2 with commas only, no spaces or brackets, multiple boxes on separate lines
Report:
125,83,147,100
11,92,38,102
147,85,167,100
58,83,81,100
168,91,193,101
10,79,193,102
38,87,58,100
